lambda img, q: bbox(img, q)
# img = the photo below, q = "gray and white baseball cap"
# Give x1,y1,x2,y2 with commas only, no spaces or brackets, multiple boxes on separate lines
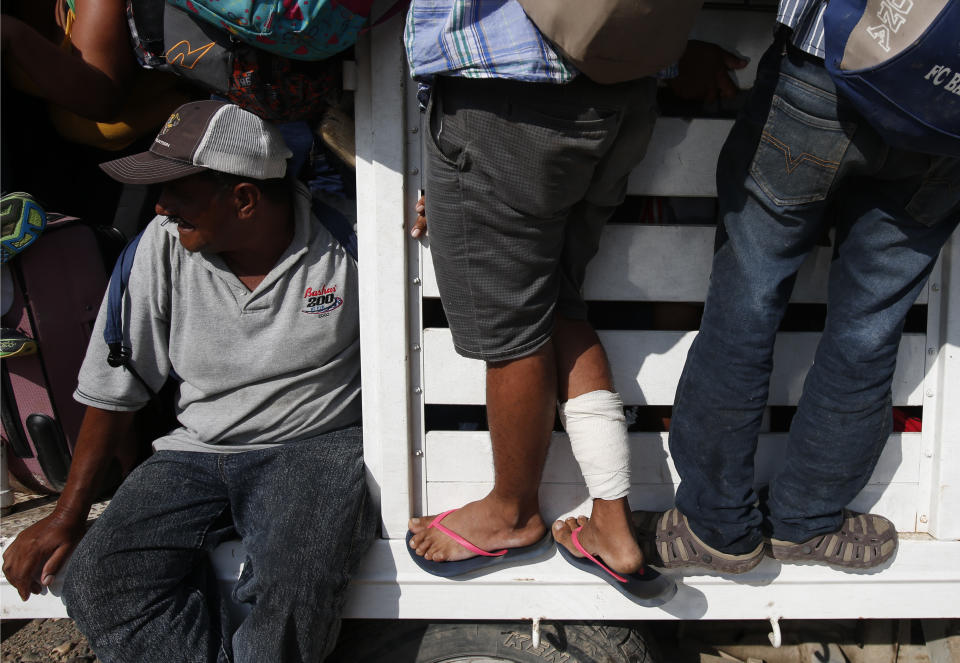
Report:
100,100,293,184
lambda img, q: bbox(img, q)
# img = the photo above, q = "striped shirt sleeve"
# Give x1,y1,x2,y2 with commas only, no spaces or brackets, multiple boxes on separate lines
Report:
778,0,828,59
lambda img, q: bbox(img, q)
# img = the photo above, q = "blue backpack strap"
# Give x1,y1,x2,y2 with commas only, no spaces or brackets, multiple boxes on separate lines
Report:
105,230,145,360
104,230,161,397
311,197,358,262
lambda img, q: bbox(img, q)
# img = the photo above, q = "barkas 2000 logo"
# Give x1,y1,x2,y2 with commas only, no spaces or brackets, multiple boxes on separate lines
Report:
302,285,343,316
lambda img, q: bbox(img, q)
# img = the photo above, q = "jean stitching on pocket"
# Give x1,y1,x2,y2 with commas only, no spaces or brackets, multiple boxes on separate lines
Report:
760,131,841,174
750,171,825,206
748,91,853,206
773,95,852,133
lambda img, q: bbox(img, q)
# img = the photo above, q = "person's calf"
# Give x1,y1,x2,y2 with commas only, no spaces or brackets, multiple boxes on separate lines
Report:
552,390,645,573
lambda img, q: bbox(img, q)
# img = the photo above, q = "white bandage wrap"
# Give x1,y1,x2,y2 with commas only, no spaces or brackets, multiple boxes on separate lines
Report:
559,390,631,501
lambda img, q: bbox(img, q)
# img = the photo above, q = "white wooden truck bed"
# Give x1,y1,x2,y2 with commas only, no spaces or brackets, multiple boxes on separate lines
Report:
3,2,959,626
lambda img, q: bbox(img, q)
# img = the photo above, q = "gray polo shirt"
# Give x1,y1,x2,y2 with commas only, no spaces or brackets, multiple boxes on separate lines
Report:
75,182,361,452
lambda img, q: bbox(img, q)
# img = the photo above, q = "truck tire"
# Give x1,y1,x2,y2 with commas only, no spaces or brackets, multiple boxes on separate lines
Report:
415,622,658,663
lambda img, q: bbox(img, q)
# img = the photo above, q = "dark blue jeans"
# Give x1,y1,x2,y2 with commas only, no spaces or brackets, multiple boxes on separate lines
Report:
669,41,960,554
62,426,376,663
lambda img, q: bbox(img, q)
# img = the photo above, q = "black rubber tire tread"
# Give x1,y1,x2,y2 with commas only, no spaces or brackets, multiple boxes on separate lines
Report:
415,621,657,663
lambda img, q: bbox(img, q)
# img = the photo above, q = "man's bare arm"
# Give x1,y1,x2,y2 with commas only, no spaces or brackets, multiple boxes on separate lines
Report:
1,0,134,120
2,407,136,600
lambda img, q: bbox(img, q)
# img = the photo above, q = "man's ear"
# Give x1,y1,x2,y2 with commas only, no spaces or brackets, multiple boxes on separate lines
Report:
233,182,262,219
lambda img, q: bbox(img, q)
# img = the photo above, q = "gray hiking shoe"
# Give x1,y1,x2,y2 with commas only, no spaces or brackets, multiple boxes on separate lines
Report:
634,507,764,574
766,510,898,570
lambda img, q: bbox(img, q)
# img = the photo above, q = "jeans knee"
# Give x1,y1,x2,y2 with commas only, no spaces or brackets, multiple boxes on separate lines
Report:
701,278,784,345
62,533,109,626
821,325,899,379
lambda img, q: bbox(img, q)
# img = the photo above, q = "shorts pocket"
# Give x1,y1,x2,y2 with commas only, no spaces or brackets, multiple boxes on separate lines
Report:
425,87,464,169
749,95,854,206
510,102,618,133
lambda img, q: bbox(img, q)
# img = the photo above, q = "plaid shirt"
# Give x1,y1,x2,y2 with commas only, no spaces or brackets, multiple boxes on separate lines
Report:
778,0,829,59
404,0,577,83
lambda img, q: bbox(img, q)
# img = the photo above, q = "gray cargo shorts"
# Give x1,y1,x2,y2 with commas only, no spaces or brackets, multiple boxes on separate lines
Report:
423,74,657,362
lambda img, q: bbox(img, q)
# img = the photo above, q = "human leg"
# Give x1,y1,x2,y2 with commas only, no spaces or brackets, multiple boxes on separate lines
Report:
548,81,660,574
766,156,960,553
549,316,644,575
668,43,867,558
408,345,556,562
410,76,649,565
227,426,376,663
63,451,234,663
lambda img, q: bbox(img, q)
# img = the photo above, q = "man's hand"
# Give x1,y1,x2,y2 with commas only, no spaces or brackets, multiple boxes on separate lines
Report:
2,407,136,600
2,510,86,601
411,195,427,239
668,40,749,103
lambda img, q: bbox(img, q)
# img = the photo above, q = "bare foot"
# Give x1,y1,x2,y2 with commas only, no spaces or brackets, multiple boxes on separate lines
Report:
408,498,546,563
552,498,644,574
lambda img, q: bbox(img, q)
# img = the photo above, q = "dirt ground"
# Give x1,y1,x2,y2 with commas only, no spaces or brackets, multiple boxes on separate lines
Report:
1,619,95,663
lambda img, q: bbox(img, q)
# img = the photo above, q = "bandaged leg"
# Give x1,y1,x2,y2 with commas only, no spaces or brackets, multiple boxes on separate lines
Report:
559,390,630,501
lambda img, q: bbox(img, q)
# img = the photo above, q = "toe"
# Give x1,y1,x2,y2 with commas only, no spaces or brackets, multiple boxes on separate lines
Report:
553,519,583,557
408,516,429,534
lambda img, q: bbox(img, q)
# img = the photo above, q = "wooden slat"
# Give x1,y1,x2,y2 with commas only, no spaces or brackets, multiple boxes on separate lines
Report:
422,432,921,486
8,538,960,620
423,482,920,535
627,119,733,197
423,225,929,304
422,329,927,406
340,537,960,620
926,237,960,538
582,224,837,302
355,15,419,539
421,431,921,532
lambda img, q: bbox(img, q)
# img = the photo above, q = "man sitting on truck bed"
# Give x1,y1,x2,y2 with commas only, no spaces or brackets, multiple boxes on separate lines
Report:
2,100,375,662
648,0,960,573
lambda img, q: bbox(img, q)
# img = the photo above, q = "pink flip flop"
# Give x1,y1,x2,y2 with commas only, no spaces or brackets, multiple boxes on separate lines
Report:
556,525,678,606
406,508,554,579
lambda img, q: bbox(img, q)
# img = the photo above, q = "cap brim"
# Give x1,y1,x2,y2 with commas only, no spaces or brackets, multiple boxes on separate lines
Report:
99,151,208,185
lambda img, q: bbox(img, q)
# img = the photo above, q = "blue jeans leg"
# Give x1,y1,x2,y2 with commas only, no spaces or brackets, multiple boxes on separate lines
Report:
767,174,960,542
63,426,376,663
669,41,960,553
63,451,235,663
670,43,839,554
228,426,376,663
